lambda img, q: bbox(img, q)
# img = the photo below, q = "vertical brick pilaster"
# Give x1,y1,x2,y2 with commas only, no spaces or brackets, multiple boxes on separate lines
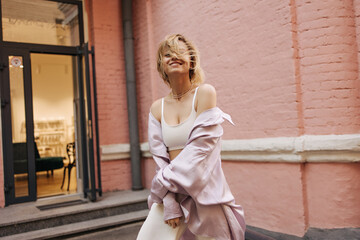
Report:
296,0,360,134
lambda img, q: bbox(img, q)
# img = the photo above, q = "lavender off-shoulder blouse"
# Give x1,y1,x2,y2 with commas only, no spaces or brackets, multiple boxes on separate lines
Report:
148,107,246,240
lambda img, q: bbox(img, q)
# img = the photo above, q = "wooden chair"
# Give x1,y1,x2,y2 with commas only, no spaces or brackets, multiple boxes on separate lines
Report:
61,142,76,191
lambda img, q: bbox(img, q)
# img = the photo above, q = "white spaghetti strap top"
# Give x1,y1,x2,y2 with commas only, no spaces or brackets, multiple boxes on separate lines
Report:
161,87,199,151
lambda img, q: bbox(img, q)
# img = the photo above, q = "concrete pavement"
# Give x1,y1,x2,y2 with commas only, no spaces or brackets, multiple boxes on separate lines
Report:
66,222,143,240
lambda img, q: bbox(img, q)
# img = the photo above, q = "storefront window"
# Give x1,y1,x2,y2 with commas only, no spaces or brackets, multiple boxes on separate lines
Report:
1,0,79,46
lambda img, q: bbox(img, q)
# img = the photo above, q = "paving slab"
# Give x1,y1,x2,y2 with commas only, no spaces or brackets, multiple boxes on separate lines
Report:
66,222,144,240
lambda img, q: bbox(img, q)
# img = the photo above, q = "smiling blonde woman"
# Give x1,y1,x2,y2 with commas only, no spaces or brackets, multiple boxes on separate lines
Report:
137,34,246,240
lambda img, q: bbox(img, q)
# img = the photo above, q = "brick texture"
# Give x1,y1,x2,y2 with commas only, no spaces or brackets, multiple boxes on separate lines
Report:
134,0,299,140
91,0,128,145
132,0,161,143
306,163,360,228
129,0,360,236
101,160,132,192
296,0,360,134
90,0,130,192
222,162,306,236
81,0,360,236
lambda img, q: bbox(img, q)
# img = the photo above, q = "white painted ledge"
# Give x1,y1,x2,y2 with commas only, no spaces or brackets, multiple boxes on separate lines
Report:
100,134,360,163
100,144,130,161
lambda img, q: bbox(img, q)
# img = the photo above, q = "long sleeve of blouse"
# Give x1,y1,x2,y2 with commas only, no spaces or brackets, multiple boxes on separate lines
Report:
148,107,246,240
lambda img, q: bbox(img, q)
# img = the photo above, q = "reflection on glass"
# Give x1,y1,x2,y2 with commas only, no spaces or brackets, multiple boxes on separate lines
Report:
1,0,79,46
9,56,29,197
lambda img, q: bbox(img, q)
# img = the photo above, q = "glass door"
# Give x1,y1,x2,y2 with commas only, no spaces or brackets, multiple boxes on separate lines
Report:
1,48,37,204
1,49,81,204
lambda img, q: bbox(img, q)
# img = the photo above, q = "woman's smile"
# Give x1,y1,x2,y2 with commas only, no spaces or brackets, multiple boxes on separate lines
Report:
169,61,182,66
162,40,191,76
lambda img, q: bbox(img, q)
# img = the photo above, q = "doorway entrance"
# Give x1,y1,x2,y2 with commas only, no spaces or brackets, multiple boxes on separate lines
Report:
0,0,101,206
32,53,77,198
8,53,77,199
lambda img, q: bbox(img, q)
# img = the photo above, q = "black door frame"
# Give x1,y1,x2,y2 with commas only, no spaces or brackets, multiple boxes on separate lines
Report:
1,48,37,204
0,0,101,206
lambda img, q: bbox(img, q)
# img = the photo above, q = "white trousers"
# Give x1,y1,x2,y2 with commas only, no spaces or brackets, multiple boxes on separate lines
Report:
137,203,215,240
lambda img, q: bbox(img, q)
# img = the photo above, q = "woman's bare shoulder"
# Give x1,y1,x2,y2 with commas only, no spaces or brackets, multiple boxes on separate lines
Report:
198,83,216,97
196,83,217,115
150,98,162,122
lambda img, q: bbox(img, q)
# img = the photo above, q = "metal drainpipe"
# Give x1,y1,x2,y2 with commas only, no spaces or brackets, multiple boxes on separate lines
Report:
121,0,143,190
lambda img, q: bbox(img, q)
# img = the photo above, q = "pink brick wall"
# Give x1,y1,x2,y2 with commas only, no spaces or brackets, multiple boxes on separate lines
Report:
91,0,128,145
296,0,360,134
101,160,132,192
81,0,360,237
134,0,299,140
131,1,305,236
132,1,158,143
306,163,360,228
133,0,360,139
222,162,306,236
89,0,131,191
355,0,360,84
129,0,360,237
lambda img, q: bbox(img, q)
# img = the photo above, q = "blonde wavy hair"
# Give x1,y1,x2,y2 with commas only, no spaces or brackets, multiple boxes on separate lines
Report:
156,34,204,86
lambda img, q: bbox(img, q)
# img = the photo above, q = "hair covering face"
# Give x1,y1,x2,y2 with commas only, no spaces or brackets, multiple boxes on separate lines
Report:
156,34,204,86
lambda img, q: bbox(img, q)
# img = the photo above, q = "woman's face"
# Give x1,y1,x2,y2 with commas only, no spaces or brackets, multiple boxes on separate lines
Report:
162,41,191,78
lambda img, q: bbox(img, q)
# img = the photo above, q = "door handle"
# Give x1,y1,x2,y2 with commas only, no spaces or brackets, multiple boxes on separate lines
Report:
88,119,92,139
0,63,8,71
4,184,13,193
1,99,9,108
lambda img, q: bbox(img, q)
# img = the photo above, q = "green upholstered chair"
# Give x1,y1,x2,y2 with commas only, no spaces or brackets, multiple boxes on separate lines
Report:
13,142,64,176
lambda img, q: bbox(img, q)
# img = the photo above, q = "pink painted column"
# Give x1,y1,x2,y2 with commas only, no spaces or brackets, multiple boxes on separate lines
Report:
295,0,360,230
296,0,360,135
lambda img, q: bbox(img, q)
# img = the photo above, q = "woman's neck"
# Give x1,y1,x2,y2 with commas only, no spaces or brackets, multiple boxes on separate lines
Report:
168,75,192,98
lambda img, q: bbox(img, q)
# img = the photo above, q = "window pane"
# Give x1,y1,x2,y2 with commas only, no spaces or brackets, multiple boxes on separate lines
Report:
9,56,29,197
1,0,79,46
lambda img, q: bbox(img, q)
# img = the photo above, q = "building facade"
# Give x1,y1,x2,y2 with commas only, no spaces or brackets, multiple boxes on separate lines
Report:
0,0,359,238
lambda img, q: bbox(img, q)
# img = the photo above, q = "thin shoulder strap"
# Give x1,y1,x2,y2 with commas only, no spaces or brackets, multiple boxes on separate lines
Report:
161,98,164,119
192,87,200,110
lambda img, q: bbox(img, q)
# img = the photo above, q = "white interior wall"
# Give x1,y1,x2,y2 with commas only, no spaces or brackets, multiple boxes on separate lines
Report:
31,54,75,145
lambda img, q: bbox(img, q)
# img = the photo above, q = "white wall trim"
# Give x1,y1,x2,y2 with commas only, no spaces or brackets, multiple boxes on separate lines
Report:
100,134,360,163
100,143,130,161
